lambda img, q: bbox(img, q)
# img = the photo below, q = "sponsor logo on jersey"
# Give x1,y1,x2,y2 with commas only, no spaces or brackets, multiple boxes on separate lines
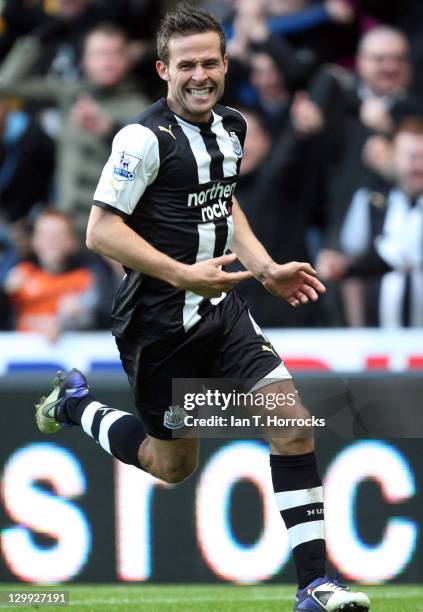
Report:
187,181,237,207
163,405,188,429
200,200,230,222
113,151,141,181
230,131,242,158
158,124,176,140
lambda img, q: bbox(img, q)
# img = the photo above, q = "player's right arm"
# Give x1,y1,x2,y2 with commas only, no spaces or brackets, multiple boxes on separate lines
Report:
87,124,251,298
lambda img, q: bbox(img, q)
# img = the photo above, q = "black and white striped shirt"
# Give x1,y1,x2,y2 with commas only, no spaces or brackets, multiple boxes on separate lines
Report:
340,187,423,327
93,98,246,341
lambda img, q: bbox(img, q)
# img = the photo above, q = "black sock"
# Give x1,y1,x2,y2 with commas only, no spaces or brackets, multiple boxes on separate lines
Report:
66,396,146,469
270,452,326,589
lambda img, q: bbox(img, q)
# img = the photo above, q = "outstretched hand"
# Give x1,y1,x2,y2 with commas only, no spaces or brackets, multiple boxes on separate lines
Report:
262,262,326,308
181,253,252,298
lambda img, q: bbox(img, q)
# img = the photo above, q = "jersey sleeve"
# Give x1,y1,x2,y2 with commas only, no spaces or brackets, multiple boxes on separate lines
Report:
93,123,160,218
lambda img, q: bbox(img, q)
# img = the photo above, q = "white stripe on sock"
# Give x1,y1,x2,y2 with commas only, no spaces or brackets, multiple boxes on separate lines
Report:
98,411,126,455
288,520,325,549
275,486,323,511
81,401,105,437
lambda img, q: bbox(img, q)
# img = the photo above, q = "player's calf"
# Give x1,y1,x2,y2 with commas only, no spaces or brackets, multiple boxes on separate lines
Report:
138,437,198,484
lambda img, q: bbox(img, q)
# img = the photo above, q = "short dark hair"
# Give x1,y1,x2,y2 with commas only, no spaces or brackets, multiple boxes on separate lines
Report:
83,22,129,51
157,3,226,65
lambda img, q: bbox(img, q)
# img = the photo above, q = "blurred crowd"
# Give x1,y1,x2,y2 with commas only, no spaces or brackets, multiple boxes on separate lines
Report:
0,0,422,340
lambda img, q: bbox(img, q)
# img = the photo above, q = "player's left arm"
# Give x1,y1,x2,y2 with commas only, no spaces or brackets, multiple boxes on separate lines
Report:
230,196,326,307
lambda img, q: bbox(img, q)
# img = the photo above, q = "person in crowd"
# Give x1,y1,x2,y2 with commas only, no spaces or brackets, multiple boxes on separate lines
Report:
3,208,119,340
0,0,163,72
234,94,326,327
359,0,423,95
222,0,335,131
0,22,150,235
317,117,423,327
0,97,54,223
0,0,111,76
222,0,359,65
0,218,32,330
321,26,420,247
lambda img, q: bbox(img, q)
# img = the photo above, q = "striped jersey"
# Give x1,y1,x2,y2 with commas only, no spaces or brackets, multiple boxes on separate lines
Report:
93,97,246,342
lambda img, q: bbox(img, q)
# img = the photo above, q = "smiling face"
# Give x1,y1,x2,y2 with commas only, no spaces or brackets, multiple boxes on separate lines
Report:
357,29,411,97
156,31,228,123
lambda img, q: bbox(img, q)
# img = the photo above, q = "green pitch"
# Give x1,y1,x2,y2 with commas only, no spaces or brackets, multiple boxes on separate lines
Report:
0,584,422,611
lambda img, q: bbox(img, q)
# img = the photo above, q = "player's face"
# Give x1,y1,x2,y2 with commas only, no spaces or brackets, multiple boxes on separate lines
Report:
157,31,228,123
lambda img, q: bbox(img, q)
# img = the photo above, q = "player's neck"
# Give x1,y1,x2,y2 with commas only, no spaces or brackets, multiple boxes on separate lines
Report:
165,97,212,125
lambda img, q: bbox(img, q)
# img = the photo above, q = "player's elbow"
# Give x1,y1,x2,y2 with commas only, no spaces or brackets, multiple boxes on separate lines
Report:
86,221,102,253
85,222,106,255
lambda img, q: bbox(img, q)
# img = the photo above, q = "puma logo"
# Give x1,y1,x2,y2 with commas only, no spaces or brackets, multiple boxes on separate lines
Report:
262,344,278,357
158,124,176,140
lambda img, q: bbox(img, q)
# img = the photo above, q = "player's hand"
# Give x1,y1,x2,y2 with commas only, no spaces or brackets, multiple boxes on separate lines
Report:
180,253,253,298
262,261,326,308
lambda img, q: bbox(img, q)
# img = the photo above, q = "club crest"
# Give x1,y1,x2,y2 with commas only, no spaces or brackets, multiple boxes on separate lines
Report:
113,151,141,181
229,131,242,158
163,405,188,429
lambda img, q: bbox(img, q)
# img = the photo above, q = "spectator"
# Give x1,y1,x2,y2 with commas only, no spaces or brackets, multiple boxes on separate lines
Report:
3,208,118,340
0,0,111,75
0,98,54,223
223,1,327,131
360,0,423,95
223,0,359,66
318,117,423,327
0,219,32,329
321,26,421,248
235,98,326,326
0,23,150,235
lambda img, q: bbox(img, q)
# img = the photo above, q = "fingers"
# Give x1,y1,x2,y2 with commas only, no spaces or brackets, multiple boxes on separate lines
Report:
299,284,320,302
299,270,326,294
222,270,253,284
295,291,310,304
203,271,253,297
288,297,300,308
211,253,237,267
297,262,317,275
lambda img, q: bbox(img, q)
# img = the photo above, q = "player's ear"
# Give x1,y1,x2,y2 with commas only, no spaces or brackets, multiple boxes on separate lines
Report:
223,54,229,75
156,60,170,81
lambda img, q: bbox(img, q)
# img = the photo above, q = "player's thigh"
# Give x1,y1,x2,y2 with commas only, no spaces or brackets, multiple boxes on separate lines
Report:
116,332,215,441
214,291,288,384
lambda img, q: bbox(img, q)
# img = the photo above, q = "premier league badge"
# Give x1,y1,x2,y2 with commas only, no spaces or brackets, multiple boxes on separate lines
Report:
113,151,141,181
229,131,242,158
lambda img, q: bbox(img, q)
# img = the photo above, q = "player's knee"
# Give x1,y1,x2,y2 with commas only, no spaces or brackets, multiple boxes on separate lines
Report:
160,456,198,484
269,402,315,454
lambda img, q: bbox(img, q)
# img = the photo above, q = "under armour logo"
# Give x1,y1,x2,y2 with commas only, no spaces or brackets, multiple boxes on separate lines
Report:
98,407,113,416
158,124,176,140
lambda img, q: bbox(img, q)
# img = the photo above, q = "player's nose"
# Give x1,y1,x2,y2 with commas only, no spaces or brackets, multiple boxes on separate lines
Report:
191,63,207,82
